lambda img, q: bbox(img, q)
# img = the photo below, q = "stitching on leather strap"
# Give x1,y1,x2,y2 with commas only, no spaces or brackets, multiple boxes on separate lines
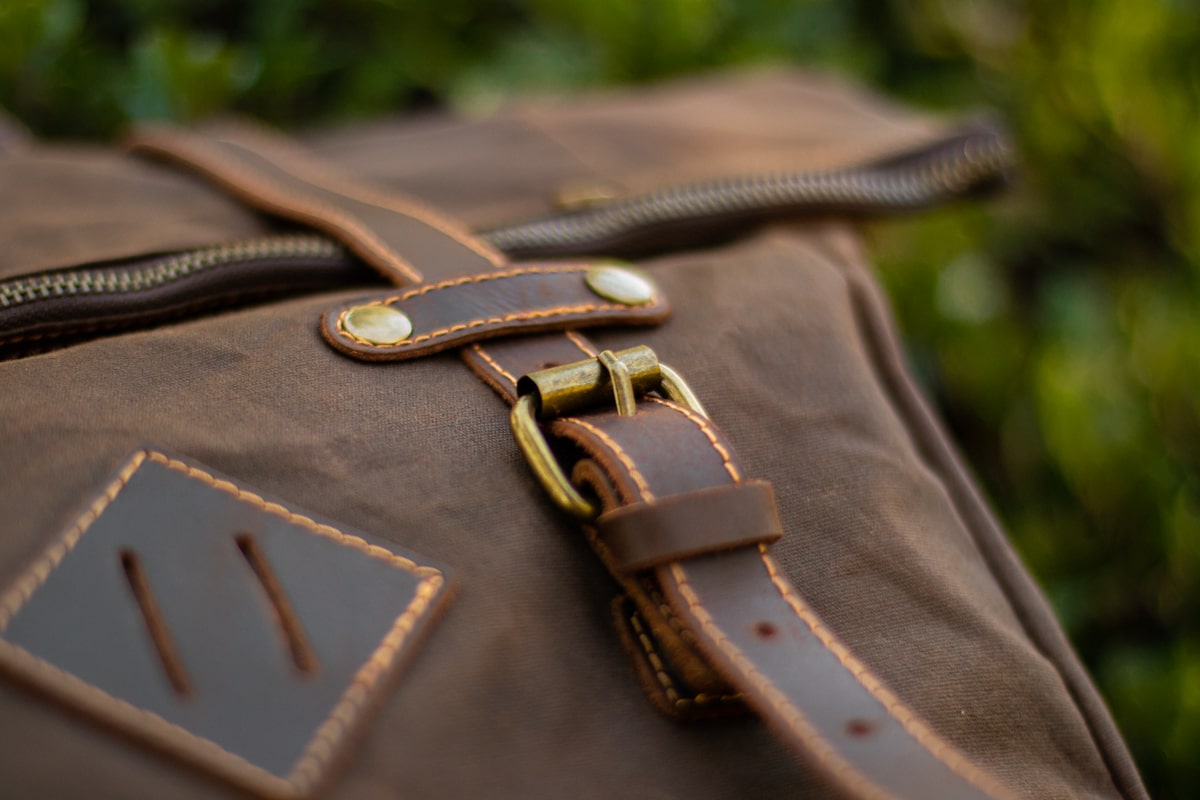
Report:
647,400,1015,800
370,263,597,306
665,559,894,800
337,302,632,350
564,330,599,357
632,608,683,703
210,122,507,268
468,343,517,388
625,606,743,711
129,131,423,285
631,402,881,796
758,549,1014,799
559,417,656,501
648,583,698,644
645,398,742,482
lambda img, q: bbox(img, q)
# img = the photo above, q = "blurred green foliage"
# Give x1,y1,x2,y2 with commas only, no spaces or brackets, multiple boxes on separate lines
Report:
2,0,1197,794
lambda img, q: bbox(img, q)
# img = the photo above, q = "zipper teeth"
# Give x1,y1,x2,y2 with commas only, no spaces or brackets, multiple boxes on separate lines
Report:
0,235,345,310
479,130,1014,253
0,129,1011,312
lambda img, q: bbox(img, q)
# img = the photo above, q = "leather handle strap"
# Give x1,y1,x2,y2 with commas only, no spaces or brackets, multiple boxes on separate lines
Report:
127,123,1019,800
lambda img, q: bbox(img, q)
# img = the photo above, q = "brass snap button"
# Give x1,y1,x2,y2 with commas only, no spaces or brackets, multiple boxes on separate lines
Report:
342,304,413,344
584,264,656,306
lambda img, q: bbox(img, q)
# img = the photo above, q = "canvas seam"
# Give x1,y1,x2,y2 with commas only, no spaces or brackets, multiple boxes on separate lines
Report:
831,235,1137,798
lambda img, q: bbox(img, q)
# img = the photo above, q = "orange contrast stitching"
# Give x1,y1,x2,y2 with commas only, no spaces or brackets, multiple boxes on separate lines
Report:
648,401,1014,798
759,549,1016,799
337,302,631,349
287,574,443,790
565,330,599,357
333,263,661,350
0,450,446,796
145,453,440,578
0,639,293,797
639,399,889,796
646,398,742,483
213,124,507,267
558,417,655,502
131,132,423,285
632,609,680,702
667,560,893,800
648,583,697,643
469,343,517,388
0,452,148,632
627,607,742,711
373,264,596,306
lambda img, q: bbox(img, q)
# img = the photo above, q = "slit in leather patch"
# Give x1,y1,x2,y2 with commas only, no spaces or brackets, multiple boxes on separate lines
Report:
0,449,453,799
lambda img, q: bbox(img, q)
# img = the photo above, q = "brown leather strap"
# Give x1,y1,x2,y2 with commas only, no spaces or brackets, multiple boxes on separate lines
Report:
320,263,669,360
548,404,1014,800
129,122,505,285
596,481,782,573
127,123,1019,800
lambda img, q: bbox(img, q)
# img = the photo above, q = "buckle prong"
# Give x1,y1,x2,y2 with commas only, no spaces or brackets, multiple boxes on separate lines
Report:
597,350,637,417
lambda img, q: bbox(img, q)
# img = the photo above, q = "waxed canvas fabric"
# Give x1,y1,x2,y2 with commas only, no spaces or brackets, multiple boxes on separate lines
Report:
0,71,1145,799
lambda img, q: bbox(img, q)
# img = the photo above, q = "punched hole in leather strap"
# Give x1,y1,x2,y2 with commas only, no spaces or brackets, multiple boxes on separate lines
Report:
596,481,782,574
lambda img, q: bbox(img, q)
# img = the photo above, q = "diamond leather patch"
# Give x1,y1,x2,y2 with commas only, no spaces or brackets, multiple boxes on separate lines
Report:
0,449,452,798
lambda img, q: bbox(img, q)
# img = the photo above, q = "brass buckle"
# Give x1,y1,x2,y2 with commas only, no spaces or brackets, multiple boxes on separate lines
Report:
510,345,707,520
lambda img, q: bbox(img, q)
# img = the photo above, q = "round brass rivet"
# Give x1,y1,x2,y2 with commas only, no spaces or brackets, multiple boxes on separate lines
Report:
584,264,656,306
342,305,413,345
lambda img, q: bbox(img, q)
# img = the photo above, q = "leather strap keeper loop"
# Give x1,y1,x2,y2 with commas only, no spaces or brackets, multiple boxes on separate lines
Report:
596,481,783,574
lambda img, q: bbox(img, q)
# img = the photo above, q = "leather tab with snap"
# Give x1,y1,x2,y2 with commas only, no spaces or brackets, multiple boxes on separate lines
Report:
321,263,668,362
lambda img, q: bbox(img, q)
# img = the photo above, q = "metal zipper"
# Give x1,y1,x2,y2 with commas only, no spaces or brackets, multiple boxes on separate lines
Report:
0,236,349,310
0,123,1012,357
0,236,366,357
479,122,1013,258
